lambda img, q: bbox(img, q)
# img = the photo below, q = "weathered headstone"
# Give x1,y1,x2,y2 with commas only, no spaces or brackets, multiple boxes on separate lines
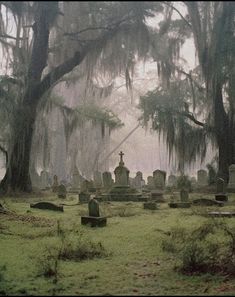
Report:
153,170,166,190
197,169,208,187
180,189,189,202
81,197,107,227
215,178,228,201
147,176,155,190
102,171,113,189
40,170,50,189
57,183,67,199
93,171,103,188
168,175,177,187
228,164,235,191
133,171,144,190
52,175,59,192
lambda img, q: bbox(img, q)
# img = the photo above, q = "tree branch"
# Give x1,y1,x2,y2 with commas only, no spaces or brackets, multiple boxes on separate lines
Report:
163,1,192,28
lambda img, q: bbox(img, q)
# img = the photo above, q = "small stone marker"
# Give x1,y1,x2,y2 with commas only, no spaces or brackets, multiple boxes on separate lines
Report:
215,178,228,202
57,184,67,199
30,202,63,212
52,175,59,192
81,197,107,227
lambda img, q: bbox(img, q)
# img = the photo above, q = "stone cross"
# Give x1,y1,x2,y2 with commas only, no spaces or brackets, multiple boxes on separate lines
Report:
119,151,124,165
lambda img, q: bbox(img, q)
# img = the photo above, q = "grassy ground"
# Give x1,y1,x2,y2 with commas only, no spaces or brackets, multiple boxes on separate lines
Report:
0,192,235,296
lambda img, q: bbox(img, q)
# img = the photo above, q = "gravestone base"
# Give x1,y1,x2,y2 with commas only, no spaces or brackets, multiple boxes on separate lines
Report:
208,211,235,218
215,193,228,202
81,216,107,227
109,186,141,201
151,191,165,202
79,192,90,203
138,196,150,202
168,202,191,208
143,202,158,210
192,198,224,207
30,202,64,212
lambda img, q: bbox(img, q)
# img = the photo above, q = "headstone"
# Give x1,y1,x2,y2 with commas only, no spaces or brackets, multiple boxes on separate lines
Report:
40,170,50,189
57,184,67,199
180,189,189,202
147,176,155,190
81,197,107,227
109,152,142,201
102,171,113,189
79,192,90,203
168,175,177,187
228,164,235,191
153,170,166,190
215,178,228,202
52,175,59,192
197,169,208,187
133,171,144,190
114,151,130,186
30,202,63,212
93,171,103,188
71,167,84,189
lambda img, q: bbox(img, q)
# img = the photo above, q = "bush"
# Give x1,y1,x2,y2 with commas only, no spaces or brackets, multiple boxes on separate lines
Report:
161,220,235,276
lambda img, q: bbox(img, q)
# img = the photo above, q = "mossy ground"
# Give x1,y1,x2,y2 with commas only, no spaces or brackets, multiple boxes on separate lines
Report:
1,192,235,296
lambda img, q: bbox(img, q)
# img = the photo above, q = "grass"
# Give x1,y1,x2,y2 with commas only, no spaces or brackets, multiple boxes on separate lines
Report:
0,192,235,295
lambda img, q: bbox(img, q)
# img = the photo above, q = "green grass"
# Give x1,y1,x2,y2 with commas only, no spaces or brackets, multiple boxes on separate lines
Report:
0,192,235,295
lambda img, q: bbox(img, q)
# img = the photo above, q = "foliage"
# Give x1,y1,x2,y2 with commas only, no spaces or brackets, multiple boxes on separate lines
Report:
161,220,235,276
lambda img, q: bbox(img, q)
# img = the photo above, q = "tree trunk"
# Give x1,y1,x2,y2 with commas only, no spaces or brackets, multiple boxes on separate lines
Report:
0,105,36,193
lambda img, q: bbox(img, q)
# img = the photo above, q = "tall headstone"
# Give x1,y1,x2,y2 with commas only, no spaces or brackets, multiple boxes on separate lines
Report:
153,170,166,190
228,164,235,191
168,175,177,187
114,151,129,186
147,176,155,190
133,171,144,190
88,198,100,217
52,175,59,192
197,170,208,187
71,167,83,189
102,171,113,189
93,171,103,188
40,170,50,189
180,189,189,202
215,178,228,202
57,183,67,199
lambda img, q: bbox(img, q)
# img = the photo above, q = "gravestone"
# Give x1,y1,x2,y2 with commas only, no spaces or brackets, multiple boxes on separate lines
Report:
52,175,59,192
147,176,155,190
180,189,189,202
93,171,103,189
57,183,67,199
153,170,166,190
81,197,107,227
71,167,84,190
40,170,50,189
102,171,113,190
208,211,235,218
30,202,63,212
151,170,166,202
109,151,141,201
197,169,208,187
215,178,228,201
168,175,177,187
133,171,144,190
228,164,235,192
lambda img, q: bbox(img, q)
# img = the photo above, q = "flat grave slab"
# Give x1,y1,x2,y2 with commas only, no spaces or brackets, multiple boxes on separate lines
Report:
30,202,64,212
208,211,235,217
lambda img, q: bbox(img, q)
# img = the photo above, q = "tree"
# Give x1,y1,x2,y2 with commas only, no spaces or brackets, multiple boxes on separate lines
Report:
139,1,235,181
0,1,163,193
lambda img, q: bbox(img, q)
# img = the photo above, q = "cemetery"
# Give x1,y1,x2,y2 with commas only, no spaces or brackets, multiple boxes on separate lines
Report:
0,1,235,296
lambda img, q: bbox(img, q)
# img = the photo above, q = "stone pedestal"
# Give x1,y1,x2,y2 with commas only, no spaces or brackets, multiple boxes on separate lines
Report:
151,191,165,202
215,193,228,202
143,202,158,210
81,216,107,227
